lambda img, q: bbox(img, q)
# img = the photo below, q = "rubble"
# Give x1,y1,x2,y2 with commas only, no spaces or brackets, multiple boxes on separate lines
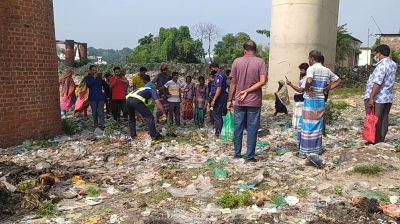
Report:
0,86,400,223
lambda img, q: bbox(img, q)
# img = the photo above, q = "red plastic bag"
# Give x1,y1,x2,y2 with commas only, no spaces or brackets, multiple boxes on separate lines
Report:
362,107,378,144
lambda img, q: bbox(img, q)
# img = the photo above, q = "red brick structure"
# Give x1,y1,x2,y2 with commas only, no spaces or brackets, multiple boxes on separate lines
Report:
0,0,61,147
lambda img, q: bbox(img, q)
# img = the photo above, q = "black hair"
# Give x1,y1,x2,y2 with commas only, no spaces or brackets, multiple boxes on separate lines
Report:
113,66,121,72
298,63,309,70
172,72,179,76
104,73,112,78
198,76,205,82
143,74,151,82
309,50,323,63
225,69,231,76
140,67,147,72
320,55,325,65
375,44,391,57
209,63,219,69
243,40,257,52
89,65,97,70
186,76,192,81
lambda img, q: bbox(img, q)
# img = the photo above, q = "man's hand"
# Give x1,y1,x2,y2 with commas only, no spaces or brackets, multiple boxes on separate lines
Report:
306,88,314,97
237,90,248,101
323,86,330,95
286,80,292,86
368,98,374,108
227,101,233,111
160,114,167,122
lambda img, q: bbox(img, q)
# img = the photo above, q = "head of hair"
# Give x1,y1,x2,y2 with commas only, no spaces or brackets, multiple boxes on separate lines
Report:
113,66,121,72
104,73,112,78
209,63,219,69
375,44,391,56
143,74,151,83
298,63,309,70
186,76,192,81
140,67,147,72
198,76,205,82
89,65,97,70
309,50,323,63
243,40,257,52
172,72,179,76
225,69,231,76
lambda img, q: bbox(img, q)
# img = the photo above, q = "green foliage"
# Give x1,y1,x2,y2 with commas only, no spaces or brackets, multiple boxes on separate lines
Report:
16,179,36,191
331,101,350,110
87,184,100,197
33,139,51,148
297,185,307,198
213,32,251,64
128,27,205,63
391,50,400,64
216,191,252,208
395,139,400,152
353,164,384,175
88,47,132,64
334,186,343,195
336,24,360,64
256,29,270,38
36,200,61,217
363,191,390,203
74,58,91,68
330,87,365,98
104,118,117,139
325,100,339,125
61,119,76,135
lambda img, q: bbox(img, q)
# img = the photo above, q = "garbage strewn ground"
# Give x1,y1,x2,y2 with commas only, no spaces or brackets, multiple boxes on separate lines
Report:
1,87,400,224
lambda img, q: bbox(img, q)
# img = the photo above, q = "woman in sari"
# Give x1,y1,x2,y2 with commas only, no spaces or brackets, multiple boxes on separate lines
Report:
194,76,208,127
59,69,76,118
274,80,290,116
182,76,195,120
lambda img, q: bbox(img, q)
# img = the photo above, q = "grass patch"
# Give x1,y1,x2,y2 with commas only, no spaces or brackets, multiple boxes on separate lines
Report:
263,93,275,101
86,184,100,197
331,88,365,98
36,200,61,217
141,188,171,204
334,185,343,196
297,185,307,198
331,101,350,110
16,179,36,191
33,139,51,148
353,164,384,175
61,119,76,135
216,191,252,208
104,118,117,140
362,191,390,203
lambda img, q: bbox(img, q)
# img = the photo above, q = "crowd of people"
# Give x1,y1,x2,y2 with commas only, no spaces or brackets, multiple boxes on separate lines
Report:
59,42,397,162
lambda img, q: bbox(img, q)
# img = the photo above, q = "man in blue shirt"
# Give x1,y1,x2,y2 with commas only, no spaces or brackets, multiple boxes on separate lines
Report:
209,63,227,137
364,44,397,143
84,65,110,130
126,75,167,140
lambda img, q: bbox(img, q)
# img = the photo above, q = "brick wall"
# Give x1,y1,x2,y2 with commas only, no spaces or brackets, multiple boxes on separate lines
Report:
380,36,400,52
0,0,61,147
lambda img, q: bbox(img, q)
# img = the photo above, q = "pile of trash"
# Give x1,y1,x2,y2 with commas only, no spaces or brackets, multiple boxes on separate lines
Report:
1,87,400,224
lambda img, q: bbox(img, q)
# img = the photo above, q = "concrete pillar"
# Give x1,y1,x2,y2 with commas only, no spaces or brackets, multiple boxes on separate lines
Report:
78,43,88,60
268,0,340,93
65,39,75,67
0,0,61,147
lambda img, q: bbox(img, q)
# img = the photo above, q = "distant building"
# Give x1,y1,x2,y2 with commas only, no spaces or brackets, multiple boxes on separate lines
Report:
358,47,372,66
340,35,362,67
379,34,400,52
94,56,107,65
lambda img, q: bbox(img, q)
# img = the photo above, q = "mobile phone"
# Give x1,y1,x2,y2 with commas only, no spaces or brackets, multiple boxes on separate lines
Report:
285,76,288,80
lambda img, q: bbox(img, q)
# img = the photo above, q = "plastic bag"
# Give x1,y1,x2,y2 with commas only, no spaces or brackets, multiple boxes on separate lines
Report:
220,112,234,142
362,107,378,144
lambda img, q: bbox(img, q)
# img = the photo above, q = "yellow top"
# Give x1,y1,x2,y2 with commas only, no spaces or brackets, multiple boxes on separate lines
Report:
131,73,145,90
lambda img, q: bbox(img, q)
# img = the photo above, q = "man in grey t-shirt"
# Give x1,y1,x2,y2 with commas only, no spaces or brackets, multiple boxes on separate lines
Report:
227,40,268,162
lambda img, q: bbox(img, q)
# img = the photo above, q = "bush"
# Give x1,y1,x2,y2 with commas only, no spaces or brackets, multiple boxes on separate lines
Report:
216,191,252,208
104,118,117,139
61,119,76,135
36,200,61,217
353,164,384,175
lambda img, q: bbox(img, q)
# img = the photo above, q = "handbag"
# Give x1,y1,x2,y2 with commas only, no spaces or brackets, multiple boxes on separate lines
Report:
362,107,378,144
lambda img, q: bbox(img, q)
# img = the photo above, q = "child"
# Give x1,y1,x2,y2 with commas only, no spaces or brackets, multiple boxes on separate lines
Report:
194,76,208,127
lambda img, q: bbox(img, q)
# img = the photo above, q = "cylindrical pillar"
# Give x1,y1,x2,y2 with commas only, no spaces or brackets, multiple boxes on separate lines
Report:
268,0,340,93
79,43,88,60
0,0,61,147
65,39,75,67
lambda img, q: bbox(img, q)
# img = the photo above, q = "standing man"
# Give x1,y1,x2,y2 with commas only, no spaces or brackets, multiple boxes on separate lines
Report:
286,63,308,129
126,75,167,140
85,65,110,130
110,66,129,121
209,63,228,137
364,44,397,143
300,50,342,157
164,72,182,126
227,41,268,162
153,64,171,122
132,67,147,91
207,73,215,125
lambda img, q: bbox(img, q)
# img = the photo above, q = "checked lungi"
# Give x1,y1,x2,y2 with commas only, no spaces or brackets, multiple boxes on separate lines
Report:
299,98,325,155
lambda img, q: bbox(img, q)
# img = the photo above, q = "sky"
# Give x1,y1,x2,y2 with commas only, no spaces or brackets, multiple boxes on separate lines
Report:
53,0,400,50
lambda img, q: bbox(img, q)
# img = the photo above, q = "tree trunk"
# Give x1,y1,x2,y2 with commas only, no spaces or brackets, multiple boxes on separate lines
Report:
208,34,212,63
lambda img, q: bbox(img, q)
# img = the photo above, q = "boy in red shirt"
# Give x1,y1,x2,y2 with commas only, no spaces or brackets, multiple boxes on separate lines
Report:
109,67,129,121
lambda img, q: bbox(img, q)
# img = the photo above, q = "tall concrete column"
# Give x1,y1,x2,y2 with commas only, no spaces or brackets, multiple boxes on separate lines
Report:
268,0,339,93
78,43,88,60
65,39,75,67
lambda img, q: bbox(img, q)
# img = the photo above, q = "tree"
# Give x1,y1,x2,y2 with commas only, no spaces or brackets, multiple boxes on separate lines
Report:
128,26,205,64
192,23,221,63
336,24,359,64
214,32,253,64
87,47,133,64
256,29,270,39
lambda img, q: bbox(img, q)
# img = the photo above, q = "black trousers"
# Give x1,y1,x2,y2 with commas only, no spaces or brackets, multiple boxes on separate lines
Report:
111,99,126,121
364,99,392,143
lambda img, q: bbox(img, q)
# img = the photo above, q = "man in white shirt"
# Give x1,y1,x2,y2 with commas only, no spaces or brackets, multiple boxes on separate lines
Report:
164,72,182,126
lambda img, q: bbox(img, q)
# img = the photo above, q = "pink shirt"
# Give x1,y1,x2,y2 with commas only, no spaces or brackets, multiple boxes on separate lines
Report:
231,55,268,107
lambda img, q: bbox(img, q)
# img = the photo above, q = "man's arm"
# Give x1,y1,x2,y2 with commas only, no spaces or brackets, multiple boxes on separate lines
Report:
154,99,166,116
287,81,305,93
109,77,117,88
368,83,381,107
211,87,222,107
227,77,237,110
237,74,267,101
